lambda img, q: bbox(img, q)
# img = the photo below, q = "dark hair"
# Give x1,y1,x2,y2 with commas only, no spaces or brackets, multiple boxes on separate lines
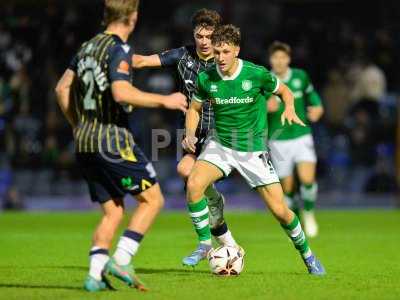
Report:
211,24,241,46
103,0,139,26
268,41,292,57
191,8,222,30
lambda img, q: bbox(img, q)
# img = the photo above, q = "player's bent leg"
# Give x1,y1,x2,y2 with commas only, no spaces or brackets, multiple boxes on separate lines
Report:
93,198,125,249
129,183,165,233
177,154,196,179
180,155,238,252
257,183,292,224
280,174,295,194
297,162,319,238
280,175,301,217
85,198,124,292
178,154,230,229
178,154,226,232
206,183,239,251
257,184,325,275
107,184,163,291
205,184,224,227
183,161,224,266
270,141,300,218
187,160,223,202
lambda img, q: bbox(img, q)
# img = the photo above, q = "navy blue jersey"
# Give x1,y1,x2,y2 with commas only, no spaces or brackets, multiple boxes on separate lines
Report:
69,32,136,154
159,45,214,132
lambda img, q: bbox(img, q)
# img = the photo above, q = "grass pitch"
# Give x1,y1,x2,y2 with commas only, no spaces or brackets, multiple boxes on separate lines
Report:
0,210,399,300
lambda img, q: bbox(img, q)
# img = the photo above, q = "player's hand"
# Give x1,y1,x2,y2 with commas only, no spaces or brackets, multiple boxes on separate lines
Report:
267,96,280,112
131,54,141,68
307,106,324,123
281,105,306,126
182,135,198,153
164,93,188,113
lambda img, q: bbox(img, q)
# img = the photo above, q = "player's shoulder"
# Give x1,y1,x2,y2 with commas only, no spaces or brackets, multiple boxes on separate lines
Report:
185,45,196,56
172,45,189,56
108,35,134,57
242,60,273,82
162,45,190,60
242,60,270,74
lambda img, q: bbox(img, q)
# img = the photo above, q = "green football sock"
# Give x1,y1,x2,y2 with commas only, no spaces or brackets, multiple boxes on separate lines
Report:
301,183,318,212
187,196,211,245
281,215,312,259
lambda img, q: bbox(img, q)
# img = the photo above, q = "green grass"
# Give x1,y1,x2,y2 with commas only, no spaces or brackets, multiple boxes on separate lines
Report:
0,210,399,300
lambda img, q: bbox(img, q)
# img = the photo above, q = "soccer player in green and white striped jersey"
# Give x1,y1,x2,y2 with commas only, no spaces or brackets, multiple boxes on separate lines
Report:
267,42,324,238
182,25,325,275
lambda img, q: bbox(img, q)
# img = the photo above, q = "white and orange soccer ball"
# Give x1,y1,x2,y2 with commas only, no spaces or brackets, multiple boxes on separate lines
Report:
207,246,244,276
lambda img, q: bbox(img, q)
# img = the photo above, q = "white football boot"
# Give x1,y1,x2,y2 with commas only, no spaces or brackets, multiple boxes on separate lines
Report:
302,211,319,238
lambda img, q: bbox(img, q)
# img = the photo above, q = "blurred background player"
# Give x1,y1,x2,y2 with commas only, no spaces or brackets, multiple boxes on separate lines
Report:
267,41,324,238
55,0,187,292
183,24,325,275
132,9,240,266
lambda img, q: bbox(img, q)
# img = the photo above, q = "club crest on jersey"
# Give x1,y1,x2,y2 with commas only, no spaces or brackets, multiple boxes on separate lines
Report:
292,79,302,88
242,80,252,91
121,45,131,54
210,84,218,93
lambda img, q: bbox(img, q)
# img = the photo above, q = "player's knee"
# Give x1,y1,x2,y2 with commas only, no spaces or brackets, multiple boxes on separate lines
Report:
138,185,165,210
177,161,192,179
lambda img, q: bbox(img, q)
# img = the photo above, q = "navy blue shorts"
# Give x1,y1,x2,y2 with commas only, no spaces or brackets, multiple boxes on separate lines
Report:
183,129,209,157
76,146,158,204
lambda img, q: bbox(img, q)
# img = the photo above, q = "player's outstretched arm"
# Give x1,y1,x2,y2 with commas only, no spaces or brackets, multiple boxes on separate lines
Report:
55,69,78,128
131,54,162,69
275,82,305,126
182,100,202,153
133,47,185,69
111,81,187,113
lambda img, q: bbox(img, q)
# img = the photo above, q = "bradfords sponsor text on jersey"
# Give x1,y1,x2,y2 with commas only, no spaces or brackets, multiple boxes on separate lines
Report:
214,97,254,105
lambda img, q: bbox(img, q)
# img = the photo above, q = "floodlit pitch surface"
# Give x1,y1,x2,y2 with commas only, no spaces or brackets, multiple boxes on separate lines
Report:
0,210,399,300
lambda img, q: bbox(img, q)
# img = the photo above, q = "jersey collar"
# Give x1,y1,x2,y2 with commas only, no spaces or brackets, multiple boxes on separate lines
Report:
104,31,126,44
196,50,214,62
280,68,292,83
216,59,243,81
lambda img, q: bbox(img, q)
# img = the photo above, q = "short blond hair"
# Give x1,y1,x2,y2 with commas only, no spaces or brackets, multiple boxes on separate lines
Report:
103,0,139,26
211,24,241,46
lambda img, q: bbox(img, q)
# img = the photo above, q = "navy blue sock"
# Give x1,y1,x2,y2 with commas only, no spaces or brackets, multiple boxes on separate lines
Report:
211,222,229,237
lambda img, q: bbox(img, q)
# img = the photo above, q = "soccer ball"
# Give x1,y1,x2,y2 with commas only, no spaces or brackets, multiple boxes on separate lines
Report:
207,246,244,276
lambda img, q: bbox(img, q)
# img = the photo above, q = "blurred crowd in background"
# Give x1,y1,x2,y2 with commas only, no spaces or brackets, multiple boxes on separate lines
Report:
0,0,398,209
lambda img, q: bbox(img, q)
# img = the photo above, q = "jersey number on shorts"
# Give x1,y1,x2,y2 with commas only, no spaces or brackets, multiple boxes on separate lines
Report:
259,153,273,168
82,70,96,110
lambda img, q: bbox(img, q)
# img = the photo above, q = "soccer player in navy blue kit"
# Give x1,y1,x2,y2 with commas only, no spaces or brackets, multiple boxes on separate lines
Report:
55,0,187,291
